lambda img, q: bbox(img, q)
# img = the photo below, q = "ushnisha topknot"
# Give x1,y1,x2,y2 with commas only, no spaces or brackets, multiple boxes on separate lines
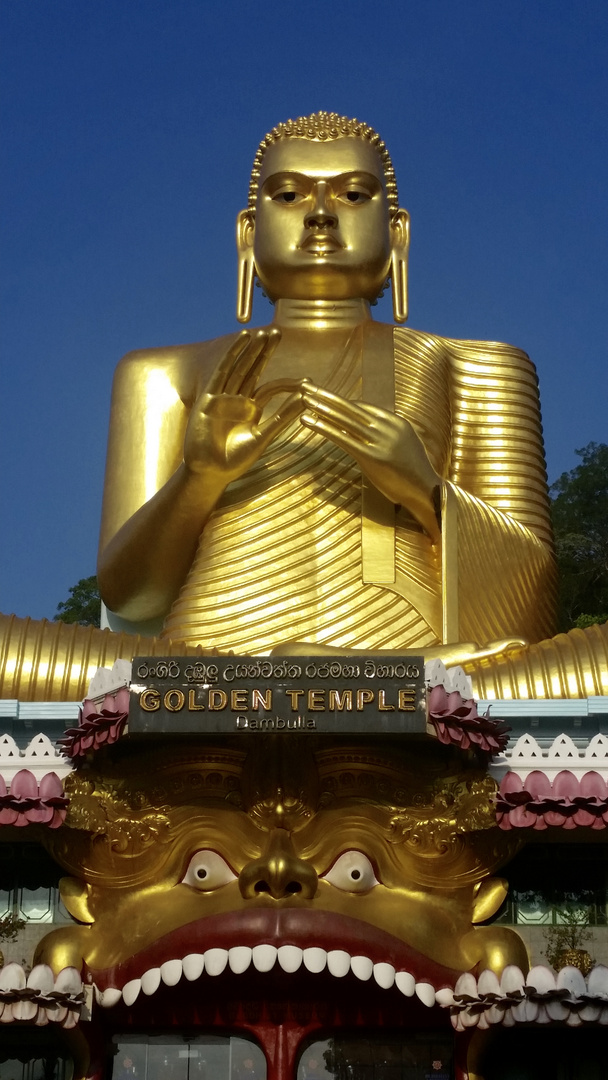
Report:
248,111,399,214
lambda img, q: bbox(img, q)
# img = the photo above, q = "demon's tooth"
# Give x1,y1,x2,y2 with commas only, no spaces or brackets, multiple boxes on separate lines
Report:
277,946,303,973
373,963,395,990
435,986,455,1007
327,950,351,978
183,954,205,982
252,945,277,973
351,955,373,982
160,959,183,987
100,986,122,1008
141,968,161,996
395,971,415,997
205,949,228,976
122,979,142,1006
229,947,252,974
415,981,436,1007
302,948,327,974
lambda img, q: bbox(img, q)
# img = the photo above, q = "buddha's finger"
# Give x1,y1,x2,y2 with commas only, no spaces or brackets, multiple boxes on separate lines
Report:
205,331,253,395
302,387,375,429
302,394,375,437
301,412,371,453
476,637,528,659
238,327,282,397
256,393,303,451
253,378,304,407
223,329,272,396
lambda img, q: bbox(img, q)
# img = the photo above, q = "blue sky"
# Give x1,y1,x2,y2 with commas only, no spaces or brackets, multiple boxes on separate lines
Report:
1,0,607,619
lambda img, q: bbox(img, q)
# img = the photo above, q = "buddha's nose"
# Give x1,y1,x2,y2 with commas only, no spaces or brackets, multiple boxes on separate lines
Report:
239,829,318,900
305,183,337,230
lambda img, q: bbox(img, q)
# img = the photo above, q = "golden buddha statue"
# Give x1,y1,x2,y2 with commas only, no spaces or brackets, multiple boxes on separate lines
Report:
1,111,607,700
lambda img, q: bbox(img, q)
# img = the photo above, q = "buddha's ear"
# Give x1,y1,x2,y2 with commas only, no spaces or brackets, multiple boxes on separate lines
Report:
236,209,256,324
389,209,410,324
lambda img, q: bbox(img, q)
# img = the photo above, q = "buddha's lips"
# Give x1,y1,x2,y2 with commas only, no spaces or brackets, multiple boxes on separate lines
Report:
300,232,343,253
88,909,461,1009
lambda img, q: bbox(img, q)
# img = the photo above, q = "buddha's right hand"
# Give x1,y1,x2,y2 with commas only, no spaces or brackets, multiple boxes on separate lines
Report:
184,328,303,488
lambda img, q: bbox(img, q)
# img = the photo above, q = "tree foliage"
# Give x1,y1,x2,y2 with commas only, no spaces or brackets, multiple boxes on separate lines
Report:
550,442,608,631
54,575,101,627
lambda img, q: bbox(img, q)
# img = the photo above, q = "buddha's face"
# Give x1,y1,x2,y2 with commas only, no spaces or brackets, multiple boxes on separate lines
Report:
250,137,394,303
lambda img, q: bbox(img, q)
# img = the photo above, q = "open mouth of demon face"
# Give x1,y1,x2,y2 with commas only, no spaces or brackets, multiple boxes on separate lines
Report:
90,908,459,1012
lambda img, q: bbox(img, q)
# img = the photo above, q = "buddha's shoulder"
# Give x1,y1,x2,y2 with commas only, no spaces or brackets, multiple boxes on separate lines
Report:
113,331,245,397
395,324,537,378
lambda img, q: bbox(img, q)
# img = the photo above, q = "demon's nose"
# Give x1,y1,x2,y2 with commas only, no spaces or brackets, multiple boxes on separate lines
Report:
239,829,318,900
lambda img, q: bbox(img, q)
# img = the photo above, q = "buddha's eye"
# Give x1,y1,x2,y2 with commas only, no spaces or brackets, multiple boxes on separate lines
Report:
181,850,236,891
338,189,371,204
273,190,304,203
323,851,378,892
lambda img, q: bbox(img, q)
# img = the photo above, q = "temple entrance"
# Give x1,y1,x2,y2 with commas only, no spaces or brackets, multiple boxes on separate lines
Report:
109,1032,455,1080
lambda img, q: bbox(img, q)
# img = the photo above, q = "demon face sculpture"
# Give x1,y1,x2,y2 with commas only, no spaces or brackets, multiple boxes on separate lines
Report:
37,736,526,1023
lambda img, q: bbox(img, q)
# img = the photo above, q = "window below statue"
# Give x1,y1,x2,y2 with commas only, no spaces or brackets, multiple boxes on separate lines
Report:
297,1035,453,1080
110,1035,266,1080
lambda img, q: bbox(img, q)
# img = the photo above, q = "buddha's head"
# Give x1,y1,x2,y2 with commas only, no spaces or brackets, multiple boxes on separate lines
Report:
236,112,410,322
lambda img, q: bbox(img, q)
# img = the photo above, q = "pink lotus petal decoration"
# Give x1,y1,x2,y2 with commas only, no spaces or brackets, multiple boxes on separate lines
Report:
0,770,68,828
59,689,129,760
497,769,608,831
427,685,510,754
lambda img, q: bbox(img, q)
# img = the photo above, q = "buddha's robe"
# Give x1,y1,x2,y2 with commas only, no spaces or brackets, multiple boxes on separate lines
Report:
162,323,556,652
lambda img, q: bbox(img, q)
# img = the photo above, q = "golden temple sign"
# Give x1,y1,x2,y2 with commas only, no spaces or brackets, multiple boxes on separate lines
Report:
129,655,425,734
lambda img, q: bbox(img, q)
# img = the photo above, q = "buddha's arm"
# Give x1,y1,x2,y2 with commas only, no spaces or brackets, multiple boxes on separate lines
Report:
442,337,557,643
98,329,302,622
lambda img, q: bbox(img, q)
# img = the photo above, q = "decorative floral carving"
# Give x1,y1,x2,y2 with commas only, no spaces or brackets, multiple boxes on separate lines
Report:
389,776,498,855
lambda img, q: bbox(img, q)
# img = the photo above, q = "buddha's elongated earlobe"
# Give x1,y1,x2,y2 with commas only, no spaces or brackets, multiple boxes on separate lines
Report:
236,209,256,323
390,209,411,323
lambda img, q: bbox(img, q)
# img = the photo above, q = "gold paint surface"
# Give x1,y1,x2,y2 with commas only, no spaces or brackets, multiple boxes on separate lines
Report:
1,111,606,698
36,739,526,980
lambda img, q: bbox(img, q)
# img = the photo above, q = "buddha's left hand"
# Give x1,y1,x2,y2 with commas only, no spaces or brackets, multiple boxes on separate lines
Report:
301,384,441,543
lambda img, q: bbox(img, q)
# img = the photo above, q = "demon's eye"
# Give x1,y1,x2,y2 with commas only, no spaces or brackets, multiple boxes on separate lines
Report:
323,851,378,893
181,851,236,891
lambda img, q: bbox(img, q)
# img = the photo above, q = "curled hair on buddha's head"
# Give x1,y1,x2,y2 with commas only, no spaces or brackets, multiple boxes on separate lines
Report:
248,111,399,214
